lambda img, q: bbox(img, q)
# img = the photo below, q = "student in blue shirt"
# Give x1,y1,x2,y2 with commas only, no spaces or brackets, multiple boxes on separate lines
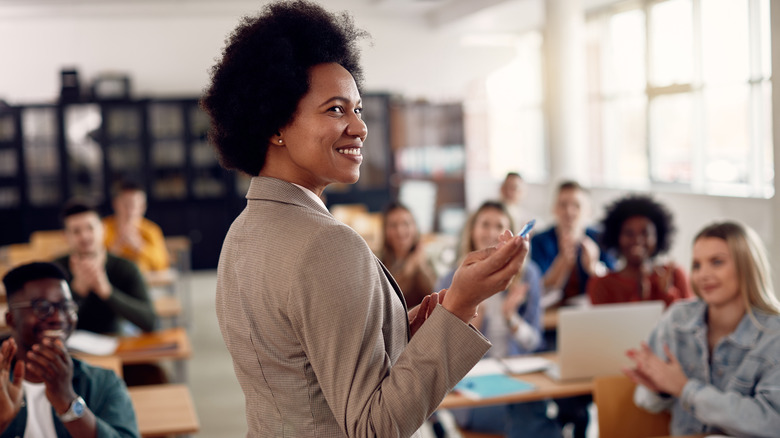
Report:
0,262,138,438
625,221,780,437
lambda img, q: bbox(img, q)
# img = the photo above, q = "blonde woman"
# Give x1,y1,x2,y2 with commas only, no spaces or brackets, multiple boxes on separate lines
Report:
625,221,780,437
436,201,559,438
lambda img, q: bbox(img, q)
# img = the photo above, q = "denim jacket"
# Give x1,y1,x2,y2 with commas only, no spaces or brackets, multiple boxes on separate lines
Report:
634,299,780,438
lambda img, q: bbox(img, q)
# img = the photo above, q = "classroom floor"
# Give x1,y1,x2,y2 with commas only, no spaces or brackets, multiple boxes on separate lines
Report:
187,271,598,438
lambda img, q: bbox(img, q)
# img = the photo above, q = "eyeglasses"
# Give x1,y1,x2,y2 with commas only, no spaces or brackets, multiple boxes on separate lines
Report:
9,299,78,319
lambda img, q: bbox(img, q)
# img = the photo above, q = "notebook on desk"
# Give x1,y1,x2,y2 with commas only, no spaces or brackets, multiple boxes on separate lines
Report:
546,301,665,382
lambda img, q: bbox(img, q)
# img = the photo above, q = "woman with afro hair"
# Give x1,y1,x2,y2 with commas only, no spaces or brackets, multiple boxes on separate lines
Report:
201,1,530,436
586,195,693,307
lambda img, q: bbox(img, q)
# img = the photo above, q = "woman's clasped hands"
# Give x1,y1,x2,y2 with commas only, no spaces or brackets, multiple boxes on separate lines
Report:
624,342,689,397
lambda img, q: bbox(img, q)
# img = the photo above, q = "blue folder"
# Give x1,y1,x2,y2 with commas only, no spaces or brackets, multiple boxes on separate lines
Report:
454,373,535,400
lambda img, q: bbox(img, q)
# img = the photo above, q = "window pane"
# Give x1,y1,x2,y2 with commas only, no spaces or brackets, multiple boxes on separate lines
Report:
649,0,693,86
602,96,648,186
759,0,771,78
649,93,692,183
701,0,749,84
605,9,645,93
702,85,749,184
757,81,773,197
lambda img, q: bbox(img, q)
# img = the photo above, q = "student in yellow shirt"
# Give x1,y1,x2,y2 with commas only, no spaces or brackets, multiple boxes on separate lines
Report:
103,180,169,272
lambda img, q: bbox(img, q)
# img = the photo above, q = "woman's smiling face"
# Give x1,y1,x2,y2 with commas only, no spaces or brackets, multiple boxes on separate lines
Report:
275,62,368,195
472,207,511,252
691,236,741,309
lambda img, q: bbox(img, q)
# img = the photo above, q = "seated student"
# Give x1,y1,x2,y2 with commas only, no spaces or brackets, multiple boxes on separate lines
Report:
378,202,436,308
531,181,615,438
54,200,156,335
103,180,170,272
586,195,693,307
531,180,616,306
436,201,560,438
625,221,780,437
499,172,529,234
0,262,139,437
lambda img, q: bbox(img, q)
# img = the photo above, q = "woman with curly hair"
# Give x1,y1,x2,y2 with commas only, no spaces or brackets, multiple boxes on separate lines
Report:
586,194,692,307
436,201,559,438
201,2,530,436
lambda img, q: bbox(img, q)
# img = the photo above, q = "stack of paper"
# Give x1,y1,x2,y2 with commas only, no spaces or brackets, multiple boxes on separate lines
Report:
66,330,119,355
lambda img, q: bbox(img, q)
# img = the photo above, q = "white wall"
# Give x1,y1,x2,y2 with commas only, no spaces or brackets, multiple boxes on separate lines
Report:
0,0,517,103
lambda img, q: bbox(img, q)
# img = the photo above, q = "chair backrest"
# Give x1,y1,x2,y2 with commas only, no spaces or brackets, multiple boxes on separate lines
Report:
593,374,670,438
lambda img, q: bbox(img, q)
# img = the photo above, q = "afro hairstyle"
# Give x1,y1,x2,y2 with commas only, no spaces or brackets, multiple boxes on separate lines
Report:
600,194,675,258
200,0,369,176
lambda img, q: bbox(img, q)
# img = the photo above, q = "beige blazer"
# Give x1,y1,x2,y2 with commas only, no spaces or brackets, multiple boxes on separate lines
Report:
216,177,490,437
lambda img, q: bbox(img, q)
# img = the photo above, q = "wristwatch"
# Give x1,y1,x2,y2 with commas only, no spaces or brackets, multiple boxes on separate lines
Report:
58,396,86,423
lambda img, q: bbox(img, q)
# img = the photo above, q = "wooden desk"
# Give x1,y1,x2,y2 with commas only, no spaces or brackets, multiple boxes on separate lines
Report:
143,269,178,288
75,327,191,382
439,353,593,409
113,327,192,365
129,384,200,437
153,295,182,318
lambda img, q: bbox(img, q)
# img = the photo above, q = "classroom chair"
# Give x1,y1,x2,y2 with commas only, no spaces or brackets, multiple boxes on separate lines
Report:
592,374,670,438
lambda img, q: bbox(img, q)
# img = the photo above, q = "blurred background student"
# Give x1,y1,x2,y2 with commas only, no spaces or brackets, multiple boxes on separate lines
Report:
500,172,528,235
55,200,156,335
437,201,559,438
531,181,615,308
103,180,170,273
378,202,436,308
530,181,614,438
625,221,780,437
587,194,692,307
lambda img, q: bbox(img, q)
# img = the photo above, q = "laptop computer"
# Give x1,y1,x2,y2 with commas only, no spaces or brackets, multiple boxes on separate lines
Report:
546,301,665,382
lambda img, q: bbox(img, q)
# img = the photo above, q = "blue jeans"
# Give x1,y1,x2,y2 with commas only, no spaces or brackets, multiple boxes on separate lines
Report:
453,400,561,438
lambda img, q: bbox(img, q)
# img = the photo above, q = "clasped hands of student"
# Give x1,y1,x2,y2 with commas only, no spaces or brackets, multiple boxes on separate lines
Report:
69,253,112,299
0,337,78,429
623,342,689,398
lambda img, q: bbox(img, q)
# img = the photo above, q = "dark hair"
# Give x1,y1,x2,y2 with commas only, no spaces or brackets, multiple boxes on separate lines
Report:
201,0,369,176
557,180,586,194
2,262,68,299
112,178,144,197
61,199,99,223
600,194,675,257
505,172,522,180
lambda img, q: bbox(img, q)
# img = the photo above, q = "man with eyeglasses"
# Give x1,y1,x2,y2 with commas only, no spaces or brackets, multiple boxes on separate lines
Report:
0,262,139,437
